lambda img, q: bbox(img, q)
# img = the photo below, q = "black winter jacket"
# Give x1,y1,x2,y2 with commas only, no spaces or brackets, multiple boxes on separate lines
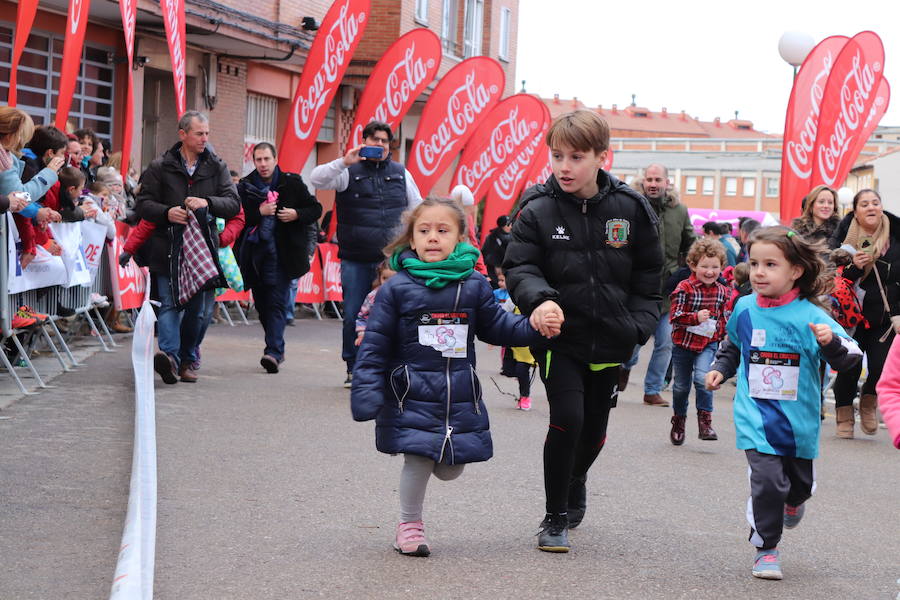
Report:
236,167,323,284
351,263,538,464
135,143,240,275
482,226,511,267
503,171,663,363
828,210,900,324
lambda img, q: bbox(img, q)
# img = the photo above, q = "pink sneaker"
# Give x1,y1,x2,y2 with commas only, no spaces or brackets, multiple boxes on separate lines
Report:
518,396,532,411
393,520,430,557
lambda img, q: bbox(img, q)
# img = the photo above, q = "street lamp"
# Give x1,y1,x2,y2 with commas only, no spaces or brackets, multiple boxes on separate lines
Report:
778,31,816,77
837,186,854,215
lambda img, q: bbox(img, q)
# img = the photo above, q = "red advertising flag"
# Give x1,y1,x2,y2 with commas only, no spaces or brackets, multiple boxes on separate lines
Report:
450,94,548,204
811,31,886,193
119,0,138,179
295,248,325,304
160,0,187,117
522,149,551,192
779,35,849,222
480,102,550,243
602,146,614,172
54,0,92,130
279,0,370,173
348,28,441,147
407,57,505,196
7,0,40,107
843,77,891,179
319,243,344,302
109,222,148,311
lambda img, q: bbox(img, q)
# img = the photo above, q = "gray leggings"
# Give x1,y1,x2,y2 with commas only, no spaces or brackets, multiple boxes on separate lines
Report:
399,454,465,522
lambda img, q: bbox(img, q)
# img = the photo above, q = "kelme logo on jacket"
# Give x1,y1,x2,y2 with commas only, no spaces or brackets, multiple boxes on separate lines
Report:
551,225,571,241
605,219,630,248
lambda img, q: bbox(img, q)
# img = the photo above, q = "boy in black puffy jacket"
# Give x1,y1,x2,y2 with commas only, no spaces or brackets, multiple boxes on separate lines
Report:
503,110,663,552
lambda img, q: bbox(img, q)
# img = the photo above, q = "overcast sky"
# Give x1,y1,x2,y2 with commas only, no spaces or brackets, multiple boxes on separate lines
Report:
516,0,900,134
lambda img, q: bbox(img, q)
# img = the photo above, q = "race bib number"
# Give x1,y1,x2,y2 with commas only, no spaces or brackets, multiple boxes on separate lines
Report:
686,318,717,338
748,350,800,401
417,312,468,358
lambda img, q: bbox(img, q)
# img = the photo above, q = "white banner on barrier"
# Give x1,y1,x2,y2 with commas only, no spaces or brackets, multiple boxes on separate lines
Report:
109,300,157,600
80,220,109,283
49,221,91,288
6,213,68,294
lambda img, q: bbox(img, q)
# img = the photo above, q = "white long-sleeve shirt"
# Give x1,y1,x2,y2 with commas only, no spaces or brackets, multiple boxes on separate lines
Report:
309,158,423,209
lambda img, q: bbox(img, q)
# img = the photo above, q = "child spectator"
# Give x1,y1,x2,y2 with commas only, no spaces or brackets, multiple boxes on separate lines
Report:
351,197,540,557
706,226,862,580
503,110,663,551
491,267,517,377
496,267,537,411
354,260,397,346
668,238,731,445
727,261,753,312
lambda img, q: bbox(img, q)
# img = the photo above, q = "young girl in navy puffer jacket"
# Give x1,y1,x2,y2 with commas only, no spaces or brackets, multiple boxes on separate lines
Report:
351,197,545,558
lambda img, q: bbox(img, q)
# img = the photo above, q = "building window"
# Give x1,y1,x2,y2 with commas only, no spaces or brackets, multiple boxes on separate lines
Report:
0,24,115,145
441,0,459,55
725,177,737,196
766,178,779,197
499,7,511,61
463,0,483,58
415,0,429,24
245,93,277,143
685,176,697,194
318,99,336,143
702,176,714,195
743,178,755,197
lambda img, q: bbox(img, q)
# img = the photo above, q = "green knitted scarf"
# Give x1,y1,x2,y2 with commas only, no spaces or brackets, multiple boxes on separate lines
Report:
390,242,480,289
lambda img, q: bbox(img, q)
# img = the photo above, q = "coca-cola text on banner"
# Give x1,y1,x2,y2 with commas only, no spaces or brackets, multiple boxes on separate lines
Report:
348,28,441,147
55,0,93,130
407,56,506,196
8,0,40,107
279,0,370,173
779,35,849,222
842,77,891,184
811,31,886,198
450,94,548,203
119,0,138,180
160,0,187,117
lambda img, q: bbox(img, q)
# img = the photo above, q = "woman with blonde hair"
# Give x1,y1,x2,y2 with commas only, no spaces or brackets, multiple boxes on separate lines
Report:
791,184,841,243
0,107,64,199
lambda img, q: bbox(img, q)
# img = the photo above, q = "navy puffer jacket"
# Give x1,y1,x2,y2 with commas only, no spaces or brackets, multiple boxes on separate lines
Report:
351,264,538,464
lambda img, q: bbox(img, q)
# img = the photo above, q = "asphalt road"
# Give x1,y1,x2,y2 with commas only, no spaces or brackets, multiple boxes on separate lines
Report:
1,310,898,599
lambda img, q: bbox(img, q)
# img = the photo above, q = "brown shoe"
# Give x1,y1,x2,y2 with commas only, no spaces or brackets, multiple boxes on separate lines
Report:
697,409,718,440
154,352,178,385
836,405,854,438
260,355,279,374
111,321,133,333
643,393,669,407
617,367,631,392
670,415,686,445
179,365,198,383
858,394,878,435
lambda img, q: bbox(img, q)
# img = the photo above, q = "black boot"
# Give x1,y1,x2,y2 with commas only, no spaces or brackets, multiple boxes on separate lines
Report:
537,513,569,553
567,475,587,528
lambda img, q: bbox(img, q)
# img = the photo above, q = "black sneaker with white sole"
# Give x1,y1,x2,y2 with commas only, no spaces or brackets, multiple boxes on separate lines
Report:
343,372,352,388
537,513,570,552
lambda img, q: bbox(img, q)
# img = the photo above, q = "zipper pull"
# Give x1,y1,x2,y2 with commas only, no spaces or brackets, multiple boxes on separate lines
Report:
582,199,587,214
445,426,453,440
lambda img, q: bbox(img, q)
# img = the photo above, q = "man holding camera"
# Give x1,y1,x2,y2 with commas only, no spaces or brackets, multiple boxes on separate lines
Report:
310,121,422,387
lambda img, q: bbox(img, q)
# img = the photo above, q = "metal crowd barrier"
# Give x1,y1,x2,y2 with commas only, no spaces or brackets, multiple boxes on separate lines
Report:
1,226,123,396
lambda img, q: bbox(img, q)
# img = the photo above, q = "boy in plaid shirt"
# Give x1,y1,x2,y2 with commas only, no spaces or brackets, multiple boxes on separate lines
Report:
668,238,730,445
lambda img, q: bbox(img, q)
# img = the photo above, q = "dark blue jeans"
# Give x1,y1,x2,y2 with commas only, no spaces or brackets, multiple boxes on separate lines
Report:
340,258,380,370
154,273,209,368
671,343,718,416
252,277,294,361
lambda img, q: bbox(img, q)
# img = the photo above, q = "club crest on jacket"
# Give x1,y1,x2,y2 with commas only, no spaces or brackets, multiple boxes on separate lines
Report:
605,219,630,248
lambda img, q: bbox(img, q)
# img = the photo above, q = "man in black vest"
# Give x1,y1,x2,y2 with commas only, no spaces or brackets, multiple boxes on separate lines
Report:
310,121,422,387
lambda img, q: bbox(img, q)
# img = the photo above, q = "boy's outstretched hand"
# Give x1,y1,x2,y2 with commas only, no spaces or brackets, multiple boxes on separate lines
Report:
706,370,724,391
809,323,833,346
530,300,564,338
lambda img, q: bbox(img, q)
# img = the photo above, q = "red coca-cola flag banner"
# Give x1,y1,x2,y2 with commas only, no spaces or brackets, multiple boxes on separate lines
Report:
812,31,886,194
407,57,505,196
522,149,551,192
319,243,343,302
119,0,138,179
480,102,550,243
843,77,891,180
296,248,325,304
603,146,614,171
348,28,441,147
160,0,187,117
54,0,92,130
450,94,548,205
279,0,370,173
109,222,148,310
779,35,849,222
7,0,40,107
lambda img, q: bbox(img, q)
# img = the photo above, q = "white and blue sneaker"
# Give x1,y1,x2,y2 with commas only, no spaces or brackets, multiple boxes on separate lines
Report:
752,549,783,580
783,503,805,529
